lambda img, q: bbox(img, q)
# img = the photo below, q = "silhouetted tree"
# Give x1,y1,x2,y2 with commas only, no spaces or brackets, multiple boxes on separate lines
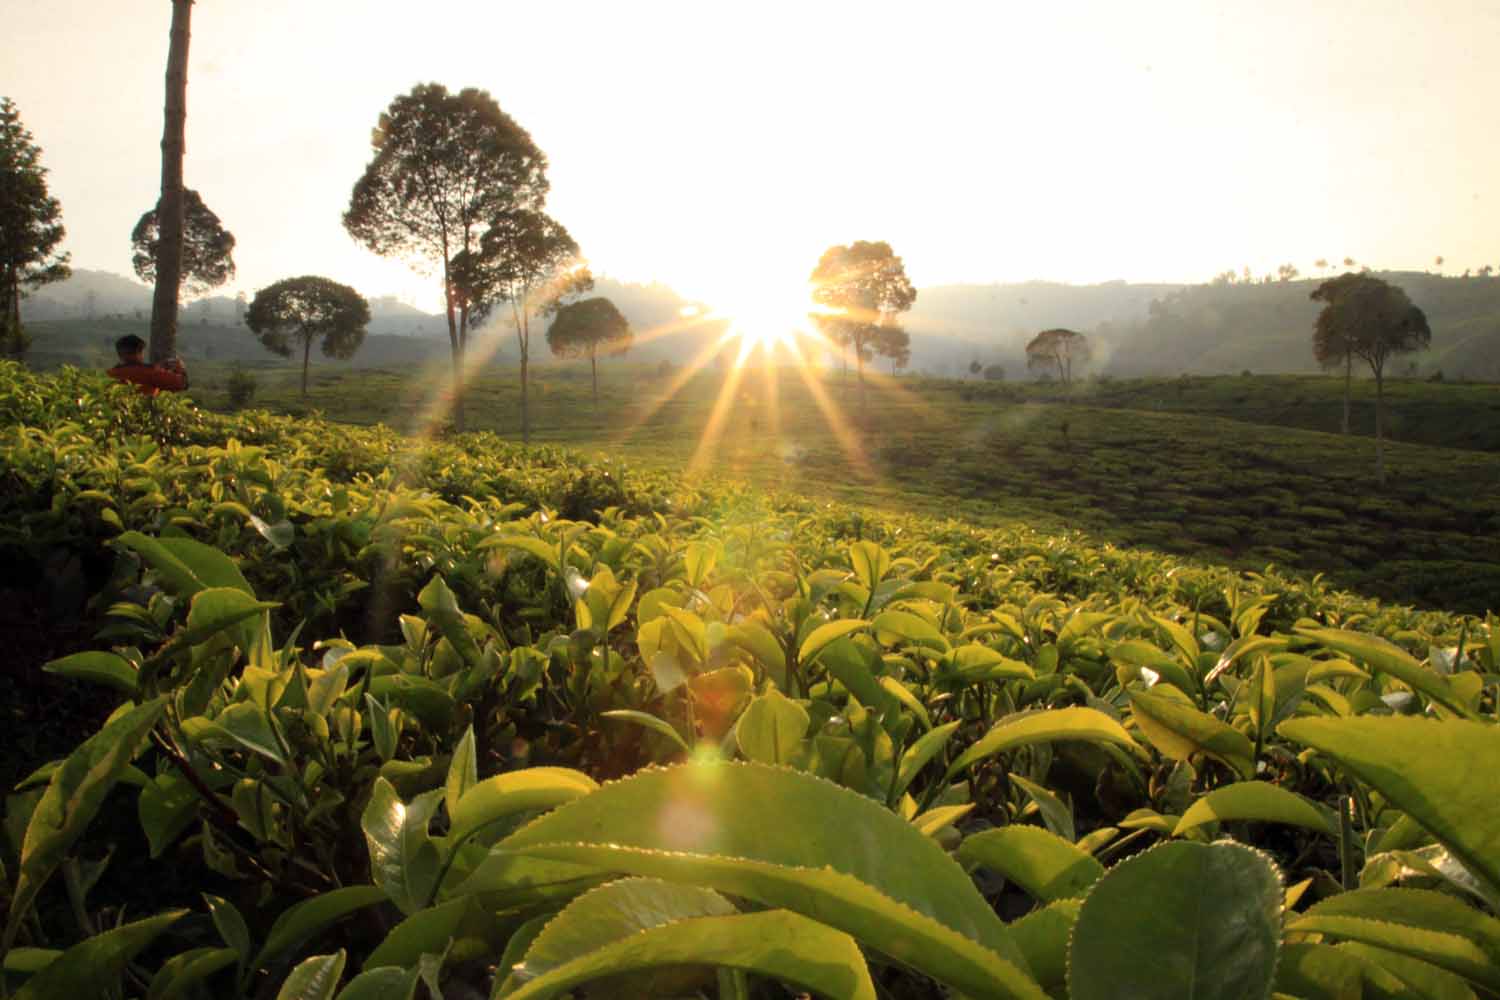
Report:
450,207,591,441
1025,328,1090,385
1311,273,1430,483
0,97,69,356
810,240,916,415
245,276,370,397
968,359,982,377
344,83,548,430
132,189,235,297
1277,263,1299,282
546,296,631,409
875,322,910,376
147,0,193,362
1434,255,1444,271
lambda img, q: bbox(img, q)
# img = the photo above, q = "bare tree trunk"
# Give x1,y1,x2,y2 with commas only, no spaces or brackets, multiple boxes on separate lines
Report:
442,284,465,431
7,268,19,350
301,336,311,397
1374,367,1386,485
520,352,530,444
855,338,867,418
149,0,192,363
1341,352,1351,435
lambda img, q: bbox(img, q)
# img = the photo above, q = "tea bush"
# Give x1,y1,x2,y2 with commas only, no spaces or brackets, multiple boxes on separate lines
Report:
2,362,1498,999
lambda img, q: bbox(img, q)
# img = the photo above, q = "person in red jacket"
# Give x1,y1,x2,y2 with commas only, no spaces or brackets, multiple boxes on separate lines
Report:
107,334,189,396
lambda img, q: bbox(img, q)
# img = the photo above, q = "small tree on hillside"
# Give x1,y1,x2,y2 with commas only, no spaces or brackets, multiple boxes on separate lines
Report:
809,240,916,415
1311,273,1430,484
1025,328,1090,385
245,276,370,397
0,97,70,356
546,296,632,409
131,189,236,297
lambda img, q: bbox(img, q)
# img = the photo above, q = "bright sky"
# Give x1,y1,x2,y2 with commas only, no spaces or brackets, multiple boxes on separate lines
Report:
8,1,1499,315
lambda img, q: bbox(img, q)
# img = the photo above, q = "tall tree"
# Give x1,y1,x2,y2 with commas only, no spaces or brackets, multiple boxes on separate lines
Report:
1025,328,1090,385
148,0,193,363
451,207,590,442
546,296,632,410
0,97,70,356
809,240,916,415
344,83,548,431
1310,272,1361,435
1311,273,1430,484
131,188,234,296
245,276,370,397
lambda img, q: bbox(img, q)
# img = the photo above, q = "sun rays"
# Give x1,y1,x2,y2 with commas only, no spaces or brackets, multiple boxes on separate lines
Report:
382,270,900,494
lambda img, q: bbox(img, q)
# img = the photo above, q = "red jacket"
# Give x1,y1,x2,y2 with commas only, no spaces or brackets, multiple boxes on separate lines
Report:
108,361,189,397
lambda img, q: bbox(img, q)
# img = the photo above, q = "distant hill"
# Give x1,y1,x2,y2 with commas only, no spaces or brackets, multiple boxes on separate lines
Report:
21,269,452,339
901,280,1185,375
1097,271,1500,380
20,268,1500,380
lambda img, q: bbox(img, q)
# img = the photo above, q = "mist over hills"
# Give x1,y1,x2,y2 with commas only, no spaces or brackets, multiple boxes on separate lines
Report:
20,268,1500,380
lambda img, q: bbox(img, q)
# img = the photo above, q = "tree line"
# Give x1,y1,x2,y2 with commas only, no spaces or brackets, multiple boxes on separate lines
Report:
0,0,1444,476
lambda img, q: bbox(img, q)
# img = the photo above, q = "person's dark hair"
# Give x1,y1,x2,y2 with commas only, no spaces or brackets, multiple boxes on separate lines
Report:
115,334,146,355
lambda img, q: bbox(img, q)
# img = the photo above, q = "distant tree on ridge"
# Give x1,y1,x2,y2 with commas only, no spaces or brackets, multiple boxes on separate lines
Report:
1026,328,1090,386
1311,273,1430,483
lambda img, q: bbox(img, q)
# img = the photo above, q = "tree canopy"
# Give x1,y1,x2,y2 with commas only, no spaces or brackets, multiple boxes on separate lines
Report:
547,295,631,407
1025,328,1090,384
343,82,549,429
810,240,916,411
1310,273,1430,373
1310,272,1430,482
451,206,591,441
131,189,236,297
0,97,70,356
245,276,370,397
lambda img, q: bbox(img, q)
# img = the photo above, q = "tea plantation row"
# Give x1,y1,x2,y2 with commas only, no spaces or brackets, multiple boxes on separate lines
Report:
2,362,1498,1000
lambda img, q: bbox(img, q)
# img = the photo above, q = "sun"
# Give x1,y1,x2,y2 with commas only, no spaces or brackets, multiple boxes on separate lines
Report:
692,289,824,366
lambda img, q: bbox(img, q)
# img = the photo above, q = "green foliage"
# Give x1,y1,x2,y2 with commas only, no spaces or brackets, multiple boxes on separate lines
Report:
130,188,236,296
1,364,1498,998
1068,841,1282,1000
245,276,370,396
0,96,70,356
545,297,631,363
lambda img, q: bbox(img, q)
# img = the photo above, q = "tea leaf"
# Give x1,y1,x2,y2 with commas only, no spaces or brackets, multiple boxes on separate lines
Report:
1068,840,1282,1000
1280,717,1500,898
958,826,1104,902
1175,781,1338,838
502,761,1045,999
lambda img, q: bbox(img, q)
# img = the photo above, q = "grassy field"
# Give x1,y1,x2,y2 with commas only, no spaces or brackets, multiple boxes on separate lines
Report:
173,359,1500,613
1001,372,1500,452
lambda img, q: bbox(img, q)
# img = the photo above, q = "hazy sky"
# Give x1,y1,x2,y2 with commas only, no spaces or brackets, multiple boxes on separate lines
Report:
8,1,1499,315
